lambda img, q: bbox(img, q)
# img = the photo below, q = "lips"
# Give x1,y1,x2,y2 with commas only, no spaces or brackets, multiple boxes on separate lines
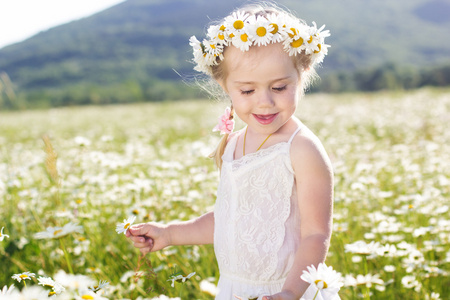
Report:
253,113,278,125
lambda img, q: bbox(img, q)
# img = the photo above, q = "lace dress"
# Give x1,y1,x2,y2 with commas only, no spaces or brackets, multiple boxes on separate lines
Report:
214,127,324,299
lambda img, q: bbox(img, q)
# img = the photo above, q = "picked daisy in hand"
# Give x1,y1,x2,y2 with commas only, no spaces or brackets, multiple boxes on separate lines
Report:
34,222,83,239
300,263,343,300
0,227,9,241
116,216,136,234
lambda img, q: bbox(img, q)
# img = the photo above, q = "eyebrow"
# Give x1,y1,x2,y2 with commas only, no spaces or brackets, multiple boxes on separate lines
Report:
233,76,292,85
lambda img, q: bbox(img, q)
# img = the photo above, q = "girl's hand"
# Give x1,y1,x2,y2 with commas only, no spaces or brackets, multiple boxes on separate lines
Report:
262,290,298,300
125,222,170,254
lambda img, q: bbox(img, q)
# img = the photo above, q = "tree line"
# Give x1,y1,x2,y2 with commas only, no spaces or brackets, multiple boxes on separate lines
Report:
1,63,449,110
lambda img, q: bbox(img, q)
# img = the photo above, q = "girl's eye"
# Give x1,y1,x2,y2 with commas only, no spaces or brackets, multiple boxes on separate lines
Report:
241,90,254,95
273,85,287,92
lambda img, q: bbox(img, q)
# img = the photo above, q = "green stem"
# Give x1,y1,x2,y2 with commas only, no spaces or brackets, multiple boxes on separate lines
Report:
312,288,319,300
59,238,74,274
362,255,370,300
23,280,27,289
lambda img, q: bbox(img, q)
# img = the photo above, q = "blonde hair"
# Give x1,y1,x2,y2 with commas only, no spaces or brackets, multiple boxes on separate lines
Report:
207,3,318,169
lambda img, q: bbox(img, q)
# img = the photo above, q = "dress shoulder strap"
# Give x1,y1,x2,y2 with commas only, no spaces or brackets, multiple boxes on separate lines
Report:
287,127,302,144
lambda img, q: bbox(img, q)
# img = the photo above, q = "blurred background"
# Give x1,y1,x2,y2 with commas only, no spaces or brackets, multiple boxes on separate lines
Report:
0,0,449,109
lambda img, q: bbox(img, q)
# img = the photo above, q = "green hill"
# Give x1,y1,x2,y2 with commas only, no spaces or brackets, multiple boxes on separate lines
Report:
0,0,449,108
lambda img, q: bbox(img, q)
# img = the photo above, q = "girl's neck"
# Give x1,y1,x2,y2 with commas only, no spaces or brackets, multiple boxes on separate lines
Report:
236,117,301,158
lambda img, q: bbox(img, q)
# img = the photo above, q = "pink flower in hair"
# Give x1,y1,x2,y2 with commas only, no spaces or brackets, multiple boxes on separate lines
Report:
213,107,234,135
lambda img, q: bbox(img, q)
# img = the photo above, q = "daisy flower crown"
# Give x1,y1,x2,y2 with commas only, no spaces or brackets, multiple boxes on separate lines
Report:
189,10,330,75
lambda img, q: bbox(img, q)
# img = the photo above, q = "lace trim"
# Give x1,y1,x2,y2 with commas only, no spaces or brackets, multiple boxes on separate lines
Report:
231,142,289,172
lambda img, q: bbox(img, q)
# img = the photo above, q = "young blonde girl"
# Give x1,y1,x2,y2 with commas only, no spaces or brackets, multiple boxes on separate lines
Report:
127,3,335,299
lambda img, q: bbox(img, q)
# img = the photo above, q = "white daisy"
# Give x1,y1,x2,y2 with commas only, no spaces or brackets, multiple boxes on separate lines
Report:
203,39,224,57
344,240,382,258
300,263,343,299
283,21,309,56
401,275,422,291
266,13,289,43
304,33,321,55
353,274,384,288
34,222,83,239
167,272,196,288
37,276,66,295
311,42,330,65
75,289,109,300
0,285,15,295
53,270,96,291
0,227,9,241
231,31,253,52
207,24,229,46
189,36,214,75
88,280,110,292
38,276,56,287
224,11,249,37
199,279,218,296
52,281,66,294
115,215,136,234
11,271,36,283
246,15,274,46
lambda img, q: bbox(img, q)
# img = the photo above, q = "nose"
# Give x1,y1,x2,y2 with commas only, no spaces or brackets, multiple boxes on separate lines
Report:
257,89,275,107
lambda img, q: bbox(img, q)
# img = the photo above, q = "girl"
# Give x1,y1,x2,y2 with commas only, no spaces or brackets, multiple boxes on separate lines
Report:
127,3,334,300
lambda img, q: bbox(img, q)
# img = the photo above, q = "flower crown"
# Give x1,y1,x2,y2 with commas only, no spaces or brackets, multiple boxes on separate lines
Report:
189,10,330,75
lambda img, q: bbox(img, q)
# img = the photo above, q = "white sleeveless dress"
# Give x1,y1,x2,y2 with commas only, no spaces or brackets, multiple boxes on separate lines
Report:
214,127,326,299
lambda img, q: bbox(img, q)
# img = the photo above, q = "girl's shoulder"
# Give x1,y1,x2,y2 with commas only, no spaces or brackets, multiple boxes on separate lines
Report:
290,124,333,176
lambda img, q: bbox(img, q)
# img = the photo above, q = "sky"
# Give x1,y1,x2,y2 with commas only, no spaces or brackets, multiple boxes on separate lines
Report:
0,0,125,49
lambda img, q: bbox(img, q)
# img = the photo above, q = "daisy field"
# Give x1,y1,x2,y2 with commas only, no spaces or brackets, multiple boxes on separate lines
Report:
0,88,449,299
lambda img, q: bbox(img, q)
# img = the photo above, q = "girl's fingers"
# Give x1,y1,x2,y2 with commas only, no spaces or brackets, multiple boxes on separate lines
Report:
133,238,154,249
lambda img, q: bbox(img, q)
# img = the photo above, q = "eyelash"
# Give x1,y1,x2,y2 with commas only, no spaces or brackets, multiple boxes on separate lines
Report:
240,86,287,95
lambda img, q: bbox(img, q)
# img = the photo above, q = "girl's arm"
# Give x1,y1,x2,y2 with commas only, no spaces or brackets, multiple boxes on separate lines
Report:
265,133,333,300
126,211,214,254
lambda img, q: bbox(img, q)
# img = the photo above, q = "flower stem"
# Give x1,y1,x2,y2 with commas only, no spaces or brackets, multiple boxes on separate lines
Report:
59,238,74,274
23,280,27,289
312,288,319,300
362,256,371,300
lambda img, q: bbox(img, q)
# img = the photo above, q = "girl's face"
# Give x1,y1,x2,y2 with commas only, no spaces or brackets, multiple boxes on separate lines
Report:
220,42,301,136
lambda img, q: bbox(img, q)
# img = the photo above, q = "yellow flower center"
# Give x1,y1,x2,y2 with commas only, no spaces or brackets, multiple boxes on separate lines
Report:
124,223,131,229
48,292,56,296
291,38,304,48
288,28,298,38
19,274,29,279
81,295,94,300
240,33,248,42
220,25,226,31
132,209,139,215
210,44,216,49
229,33,235,38
308,36,313,43
218,33,225,40
408,204,414,209
76,199,83,204
315,279,328,289
53,229,63,236
256,27,266,37
233,20,244,30
270,23,278,34
314,44,322,53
